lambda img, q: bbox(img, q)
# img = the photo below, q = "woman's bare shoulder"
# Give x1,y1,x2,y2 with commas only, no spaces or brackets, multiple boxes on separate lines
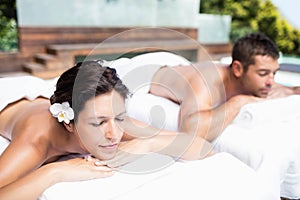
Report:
10,100,53,139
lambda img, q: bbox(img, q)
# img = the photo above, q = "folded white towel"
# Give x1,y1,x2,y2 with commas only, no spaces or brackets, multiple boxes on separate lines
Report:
232,95,300,129
0,76,56,112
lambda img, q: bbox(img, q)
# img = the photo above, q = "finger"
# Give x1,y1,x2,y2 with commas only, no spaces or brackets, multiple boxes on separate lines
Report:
94,160,107,166
92,165,113,171
83,154,93,162
83,155,106,166
91,169,115,179
81,156,113,171
93,161,119,172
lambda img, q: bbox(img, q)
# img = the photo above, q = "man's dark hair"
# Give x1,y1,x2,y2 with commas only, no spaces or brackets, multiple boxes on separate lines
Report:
230,32,280,71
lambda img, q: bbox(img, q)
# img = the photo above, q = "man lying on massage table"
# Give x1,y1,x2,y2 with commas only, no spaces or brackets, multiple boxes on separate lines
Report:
0,61,212,200
148,32,300,142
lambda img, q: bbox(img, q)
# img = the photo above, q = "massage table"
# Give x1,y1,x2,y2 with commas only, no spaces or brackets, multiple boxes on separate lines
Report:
1,52,299,199
112,52,300,199
0,136,268,200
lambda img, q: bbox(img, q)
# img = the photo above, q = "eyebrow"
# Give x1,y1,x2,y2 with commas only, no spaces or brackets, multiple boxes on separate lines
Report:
88,111,127,120
256,67,279,72
256,69,270,72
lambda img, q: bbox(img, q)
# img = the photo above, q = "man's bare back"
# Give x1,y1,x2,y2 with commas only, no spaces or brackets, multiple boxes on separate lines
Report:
150,63,229,132
148,33,300,142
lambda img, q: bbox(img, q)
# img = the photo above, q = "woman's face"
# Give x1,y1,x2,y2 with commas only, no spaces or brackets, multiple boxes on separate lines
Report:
75,90,126,160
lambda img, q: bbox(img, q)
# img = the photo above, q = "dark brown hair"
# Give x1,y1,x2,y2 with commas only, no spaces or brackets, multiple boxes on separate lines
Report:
230,32,280,71
50,60,129,122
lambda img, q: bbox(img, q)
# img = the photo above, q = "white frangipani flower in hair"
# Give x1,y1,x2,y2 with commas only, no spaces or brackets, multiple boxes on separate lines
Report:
49,102,74,124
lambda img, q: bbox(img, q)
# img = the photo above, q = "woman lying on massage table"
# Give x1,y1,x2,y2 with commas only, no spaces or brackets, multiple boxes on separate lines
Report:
0,61,213,200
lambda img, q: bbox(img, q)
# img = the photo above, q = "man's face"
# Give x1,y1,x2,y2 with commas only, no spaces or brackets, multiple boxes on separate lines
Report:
241,55,279,98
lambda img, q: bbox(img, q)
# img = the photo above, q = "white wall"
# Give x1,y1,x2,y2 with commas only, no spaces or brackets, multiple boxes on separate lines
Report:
197,14,231,44
17,0,233,44
17,0,199,27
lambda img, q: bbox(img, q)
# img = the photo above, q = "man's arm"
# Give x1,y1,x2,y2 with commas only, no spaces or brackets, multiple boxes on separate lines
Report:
268,83,300,98
183,95,261,142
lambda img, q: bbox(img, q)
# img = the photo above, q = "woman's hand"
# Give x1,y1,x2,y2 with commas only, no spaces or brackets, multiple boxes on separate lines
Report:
0,157,115,200
96,139,152,168
50,157,115,183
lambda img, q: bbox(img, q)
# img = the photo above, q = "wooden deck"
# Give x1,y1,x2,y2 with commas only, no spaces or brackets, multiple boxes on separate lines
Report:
0,26,232,79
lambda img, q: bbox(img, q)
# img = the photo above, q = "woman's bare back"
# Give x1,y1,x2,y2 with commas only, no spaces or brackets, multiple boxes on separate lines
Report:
0,98,50,140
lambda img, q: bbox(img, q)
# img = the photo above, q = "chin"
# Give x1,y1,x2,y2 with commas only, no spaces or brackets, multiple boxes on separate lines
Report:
259,93,269,98
254,91,268,98
98,153,116,161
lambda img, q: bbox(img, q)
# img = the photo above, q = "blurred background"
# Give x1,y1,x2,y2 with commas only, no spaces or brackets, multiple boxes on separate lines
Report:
0,0,299,77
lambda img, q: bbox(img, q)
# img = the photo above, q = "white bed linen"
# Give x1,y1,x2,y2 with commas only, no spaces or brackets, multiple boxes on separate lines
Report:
0,135,268,200
40,152,267,200
126,91,300,199
115,52,300,199
0,76,56,112
232,95,300,129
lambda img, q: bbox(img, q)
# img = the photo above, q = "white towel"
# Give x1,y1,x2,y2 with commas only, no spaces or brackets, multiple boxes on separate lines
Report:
0,135,269,200
0,135,9,155
232,95,300,129
0,76,56,112
41,152,269,200
125,92,300,199
215,117,300,199
126,93,180,132
109,52,191,94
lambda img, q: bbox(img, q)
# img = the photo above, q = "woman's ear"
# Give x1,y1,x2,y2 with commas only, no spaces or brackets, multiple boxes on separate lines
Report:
63,122,74,133
231,60,244,78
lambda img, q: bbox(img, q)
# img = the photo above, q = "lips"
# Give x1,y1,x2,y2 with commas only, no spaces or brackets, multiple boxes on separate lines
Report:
260,88,270,93
98,143,118,150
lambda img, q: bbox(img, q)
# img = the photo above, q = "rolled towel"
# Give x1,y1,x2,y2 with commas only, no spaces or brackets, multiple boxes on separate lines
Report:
232,95,300,129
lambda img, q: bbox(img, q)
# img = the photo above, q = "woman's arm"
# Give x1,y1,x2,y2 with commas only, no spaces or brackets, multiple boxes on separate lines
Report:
101,117,214,168
112,95,262,166
0,134,48,188
0,157,114,200
125,117,214,159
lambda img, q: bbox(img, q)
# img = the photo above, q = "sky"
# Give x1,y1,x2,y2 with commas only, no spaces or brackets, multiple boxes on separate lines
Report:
271,0,300,29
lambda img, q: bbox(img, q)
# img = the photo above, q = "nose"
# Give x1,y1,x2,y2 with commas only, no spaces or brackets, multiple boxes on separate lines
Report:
104,119,121,140
266,74,275,87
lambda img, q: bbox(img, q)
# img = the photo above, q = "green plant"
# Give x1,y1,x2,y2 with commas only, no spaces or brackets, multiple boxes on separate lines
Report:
0,0,18,52
200,0,300,55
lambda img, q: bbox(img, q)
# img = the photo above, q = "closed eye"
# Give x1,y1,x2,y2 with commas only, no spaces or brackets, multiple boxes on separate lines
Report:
257,70,270,77
115,117,124,122
90,121,106,127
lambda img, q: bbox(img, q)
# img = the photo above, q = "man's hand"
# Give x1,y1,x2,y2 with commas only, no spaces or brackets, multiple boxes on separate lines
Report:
268,84,294,99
